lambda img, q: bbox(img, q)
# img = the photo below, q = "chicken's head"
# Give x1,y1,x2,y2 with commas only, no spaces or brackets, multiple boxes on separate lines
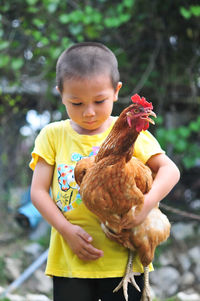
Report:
126,94,156,132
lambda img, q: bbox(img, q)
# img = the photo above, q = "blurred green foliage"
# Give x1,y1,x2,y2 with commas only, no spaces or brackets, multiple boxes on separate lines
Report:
0,0,200,201
180,5,200,19
0,0,200,108
156,116,200,169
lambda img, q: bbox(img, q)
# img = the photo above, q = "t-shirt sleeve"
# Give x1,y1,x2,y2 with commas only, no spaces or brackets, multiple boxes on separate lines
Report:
29,124,56,170
133,130,165,164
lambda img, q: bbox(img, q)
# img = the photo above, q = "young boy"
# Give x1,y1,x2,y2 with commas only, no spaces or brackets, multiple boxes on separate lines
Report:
30,42,180,301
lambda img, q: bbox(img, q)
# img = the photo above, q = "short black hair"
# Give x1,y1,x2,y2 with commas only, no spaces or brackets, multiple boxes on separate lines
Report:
56,42,120,93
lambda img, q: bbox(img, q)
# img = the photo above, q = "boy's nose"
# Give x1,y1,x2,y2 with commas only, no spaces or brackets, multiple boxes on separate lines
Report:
83,105,95,117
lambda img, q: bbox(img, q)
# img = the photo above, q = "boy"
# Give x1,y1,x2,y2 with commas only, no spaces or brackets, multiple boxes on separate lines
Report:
30,42,180,301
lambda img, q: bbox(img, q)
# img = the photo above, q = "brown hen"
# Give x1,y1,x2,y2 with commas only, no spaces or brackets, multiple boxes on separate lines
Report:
74,94,171,301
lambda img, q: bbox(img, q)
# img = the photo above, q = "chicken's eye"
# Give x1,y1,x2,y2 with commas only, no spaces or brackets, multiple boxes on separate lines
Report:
134,109,140,114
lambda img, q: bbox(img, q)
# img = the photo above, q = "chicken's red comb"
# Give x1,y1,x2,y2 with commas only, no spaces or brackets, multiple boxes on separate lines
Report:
131,94,153,109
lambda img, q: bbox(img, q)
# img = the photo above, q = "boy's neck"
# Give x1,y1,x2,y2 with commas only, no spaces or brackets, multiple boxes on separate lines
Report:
70,116,115,135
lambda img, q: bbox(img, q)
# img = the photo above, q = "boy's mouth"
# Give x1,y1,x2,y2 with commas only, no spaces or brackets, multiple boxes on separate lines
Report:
84,120,96,125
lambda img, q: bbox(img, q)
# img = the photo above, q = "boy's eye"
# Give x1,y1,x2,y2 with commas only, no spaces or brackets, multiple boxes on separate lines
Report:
95,100,105,104
71,102,82,106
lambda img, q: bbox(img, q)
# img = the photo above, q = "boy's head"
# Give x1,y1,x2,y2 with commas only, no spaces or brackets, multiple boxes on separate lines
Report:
56,42,120,94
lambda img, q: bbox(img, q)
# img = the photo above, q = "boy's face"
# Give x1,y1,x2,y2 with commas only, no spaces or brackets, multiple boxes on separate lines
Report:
60,74,122,134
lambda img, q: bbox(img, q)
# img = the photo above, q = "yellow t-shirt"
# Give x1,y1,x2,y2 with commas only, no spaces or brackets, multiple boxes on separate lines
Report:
30,118,164,278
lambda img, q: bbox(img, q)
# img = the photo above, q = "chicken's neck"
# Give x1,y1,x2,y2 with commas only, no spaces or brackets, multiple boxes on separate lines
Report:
95,118,140,163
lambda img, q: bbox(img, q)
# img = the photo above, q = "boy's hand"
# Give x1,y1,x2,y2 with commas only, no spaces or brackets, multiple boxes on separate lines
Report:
121,194,152,228
63,224,104,261
121,208,147,228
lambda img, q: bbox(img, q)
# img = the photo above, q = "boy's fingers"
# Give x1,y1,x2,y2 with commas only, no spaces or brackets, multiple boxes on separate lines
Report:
85,244,103,257
83,253,103,261
78,228,92,243
82,247,103,261
78,250,101,261
77,227,103,258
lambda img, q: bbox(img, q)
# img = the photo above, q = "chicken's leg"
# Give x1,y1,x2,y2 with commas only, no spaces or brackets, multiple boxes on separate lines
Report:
113,250,141,301
140,266,152,301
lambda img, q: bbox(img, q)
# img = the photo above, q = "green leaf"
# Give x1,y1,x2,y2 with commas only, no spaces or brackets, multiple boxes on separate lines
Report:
116,3,124,14
0,55,10,68
69,24,83,35
32,18,45,28
104,17,121,28
27,6,39,13
47,3,58,13
189,121,199,132
0,41,9,51
119,13,131,23
0,3,10,12
85,26,99,39
180,7,191,19
166,130,177,144
59,14,70,24
11,58,24,70
174,140,188,153
41,37,49,46
70,10,84,23
76,35,84,42
32,30,42,41
124,0,135,8
182,157,196,169
49,47,63,59
92,11,102,24
177,126,190,138
85,5,93,15
190,5,200,17
8,98,16,106
61,37,70,48
50,32,59,42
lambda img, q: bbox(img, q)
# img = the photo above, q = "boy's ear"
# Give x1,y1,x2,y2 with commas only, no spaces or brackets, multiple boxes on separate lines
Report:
114,81,122,102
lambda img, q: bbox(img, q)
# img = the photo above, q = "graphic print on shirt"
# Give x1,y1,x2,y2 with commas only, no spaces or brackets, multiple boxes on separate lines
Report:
56,146,100,213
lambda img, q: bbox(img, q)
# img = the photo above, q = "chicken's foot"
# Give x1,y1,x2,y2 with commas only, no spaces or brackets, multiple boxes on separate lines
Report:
113,250,141,301
140,266,152,301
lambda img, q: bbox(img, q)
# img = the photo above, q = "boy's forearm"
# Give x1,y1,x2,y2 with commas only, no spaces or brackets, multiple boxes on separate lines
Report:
30,158,75,237
146,160,180,210
31,189,73,237
31,188,104,260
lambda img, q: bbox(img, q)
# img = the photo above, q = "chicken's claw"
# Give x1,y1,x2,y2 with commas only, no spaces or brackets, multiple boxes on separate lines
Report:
140,266,152,301
140,288,151,301
113,271,141,301
113,250,141,301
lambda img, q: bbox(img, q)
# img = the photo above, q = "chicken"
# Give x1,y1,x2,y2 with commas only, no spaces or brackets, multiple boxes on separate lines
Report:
74,94,171,301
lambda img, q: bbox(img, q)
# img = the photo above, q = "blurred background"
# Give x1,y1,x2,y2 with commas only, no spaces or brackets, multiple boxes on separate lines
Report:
0,1,200,300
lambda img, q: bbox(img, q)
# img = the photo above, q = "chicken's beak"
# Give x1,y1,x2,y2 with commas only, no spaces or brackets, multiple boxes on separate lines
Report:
142,110,157,125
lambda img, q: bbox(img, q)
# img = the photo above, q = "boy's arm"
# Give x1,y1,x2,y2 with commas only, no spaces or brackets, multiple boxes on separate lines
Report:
122,153,180,228
146,153,180,206
31,157,103,261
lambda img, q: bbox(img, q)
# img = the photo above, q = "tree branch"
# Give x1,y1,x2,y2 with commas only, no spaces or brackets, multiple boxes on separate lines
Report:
132,38,161,94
